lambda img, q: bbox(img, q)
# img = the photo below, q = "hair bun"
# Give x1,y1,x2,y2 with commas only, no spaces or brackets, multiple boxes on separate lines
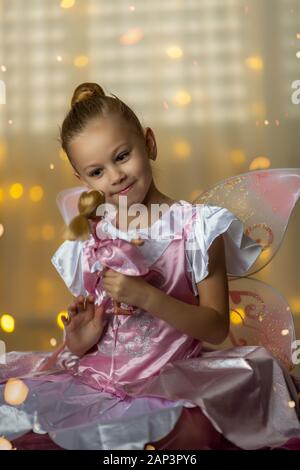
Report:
71,82,106,108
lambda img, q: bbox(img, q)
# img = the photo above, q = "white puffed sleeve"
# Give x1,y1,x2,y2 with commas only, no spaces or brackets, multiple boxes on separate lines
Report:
51,240,88,297
185,204,263,295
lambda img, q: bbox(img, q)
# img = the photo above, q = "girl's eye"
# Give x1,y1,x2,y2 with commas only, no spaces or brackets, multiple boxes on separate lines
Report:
89,152,129,177
116,151,129,162
89,168,103,178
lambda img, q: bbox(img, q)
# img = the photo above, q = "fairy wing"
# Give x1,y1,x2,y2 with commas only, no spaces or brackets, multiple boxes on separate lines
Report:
194,168,300,370
56,186,87,225
194,168,300,276
223,277,295,371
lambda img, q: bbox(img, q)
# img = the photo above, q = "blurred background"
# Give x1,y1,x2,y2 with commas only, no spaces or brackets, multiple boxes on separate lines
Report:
0,0,299,370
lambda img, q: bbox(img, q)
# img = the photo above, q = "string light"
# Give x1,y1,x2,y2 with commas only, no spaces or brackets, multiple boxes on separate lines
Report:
29,185,44,202
60,0,75,9
9,183,23,199
73,55,89,67
173,140,191,160
41,224,55,240
166,45,183,59
120,27,143,45
4,378,29,406
173,89,192,106
0,314,15,333
0,437,13,450
229,149,246,165
230,308,245,326
245,56,263,71
249,156,271,171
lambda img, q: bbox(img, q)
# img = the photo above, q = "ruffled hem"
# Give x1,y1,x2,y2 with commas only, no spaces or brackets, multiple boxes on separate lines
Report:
1,346,299,450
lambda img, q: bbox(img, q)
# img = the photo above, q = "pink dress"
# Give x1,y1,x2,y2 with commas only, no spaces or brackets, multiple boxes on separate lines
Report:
1,169,300,450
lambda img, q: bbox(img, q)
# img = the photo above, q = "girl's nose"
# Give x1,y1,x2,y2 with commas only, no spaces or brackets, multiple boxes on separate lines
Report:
109,167,126,185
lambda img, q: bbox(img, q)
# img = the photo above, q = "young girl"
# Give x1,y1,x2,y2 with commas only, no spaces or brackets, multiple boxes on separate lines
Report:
0,82,300,450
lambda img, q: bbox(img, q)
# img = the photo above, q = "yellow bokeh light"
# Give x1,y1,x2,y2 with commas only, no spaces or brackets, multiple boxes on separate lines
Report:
289,297,300,314
4,378,29,406
166,45,183,59
73,55,89,68
0,314,15,333
29,185,44,202
120,27,144,45
9,183,23,199
230,308,245,326
229,149,246,165
0,436,13,450
50,338,57,347
173,89,191,106
57,311,68,329
0,187,4,202
41,224,55,240
59,148,68,161
173,140,191,160
60,0,75,8
50,163,55,170
249,156,271,171
245,56,264,71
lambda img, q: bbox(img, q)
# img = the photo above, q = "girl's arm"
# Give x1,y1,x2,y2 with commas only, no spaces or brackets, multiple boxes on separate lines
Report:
138,235,230,345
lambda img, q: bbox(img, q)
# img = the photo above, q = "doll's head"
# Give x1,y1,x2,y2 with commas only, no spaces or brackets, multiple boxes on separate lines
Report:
64,189,105,241
59,82,157,209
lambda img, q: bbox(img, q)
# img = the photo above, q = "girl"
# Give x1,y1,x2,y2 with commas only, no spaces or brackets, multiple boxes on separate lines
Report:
0,82,300,450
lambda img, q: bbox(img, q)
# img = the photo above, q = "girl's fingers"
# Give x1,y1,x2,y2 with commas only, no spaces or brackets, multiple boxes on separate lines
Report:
86,294,95,304
68,303,78,317
76,297,85,313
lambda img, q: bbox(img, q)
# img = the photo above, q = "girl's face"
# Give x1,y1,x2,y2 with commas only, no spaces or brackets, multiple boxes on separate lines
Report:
68,116,156,208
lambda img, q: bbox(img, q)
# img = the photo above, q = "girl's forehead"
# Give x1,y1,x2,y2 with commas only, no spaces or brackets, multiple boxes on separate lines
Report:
69,120,135,167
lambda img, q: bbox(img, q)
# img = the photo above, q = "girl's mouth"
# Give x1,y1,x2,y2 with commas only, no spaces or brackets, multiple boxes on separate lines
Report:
117,182,135,195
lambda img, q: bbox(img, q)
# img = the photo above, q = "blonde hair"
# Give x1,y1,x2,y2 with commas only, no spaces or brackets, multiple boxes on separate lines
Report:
59,82,145,162
64,190,105,241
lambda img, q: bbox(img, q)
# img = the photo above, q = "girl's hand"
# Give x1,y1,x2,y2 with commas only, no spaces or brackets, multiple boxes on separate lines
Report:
62,295,106,357
102,269,149,308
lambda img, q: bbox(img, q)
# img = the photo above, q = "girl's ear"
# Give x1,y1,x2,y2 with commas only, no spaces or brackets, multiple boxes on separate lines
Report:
144,127,157,161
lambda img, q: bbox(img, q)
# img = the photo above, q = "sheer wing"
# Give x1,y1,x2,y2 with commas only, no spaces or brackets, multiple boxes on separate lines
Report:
194,168,300,370
194,168,300,276
225,277,296,371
